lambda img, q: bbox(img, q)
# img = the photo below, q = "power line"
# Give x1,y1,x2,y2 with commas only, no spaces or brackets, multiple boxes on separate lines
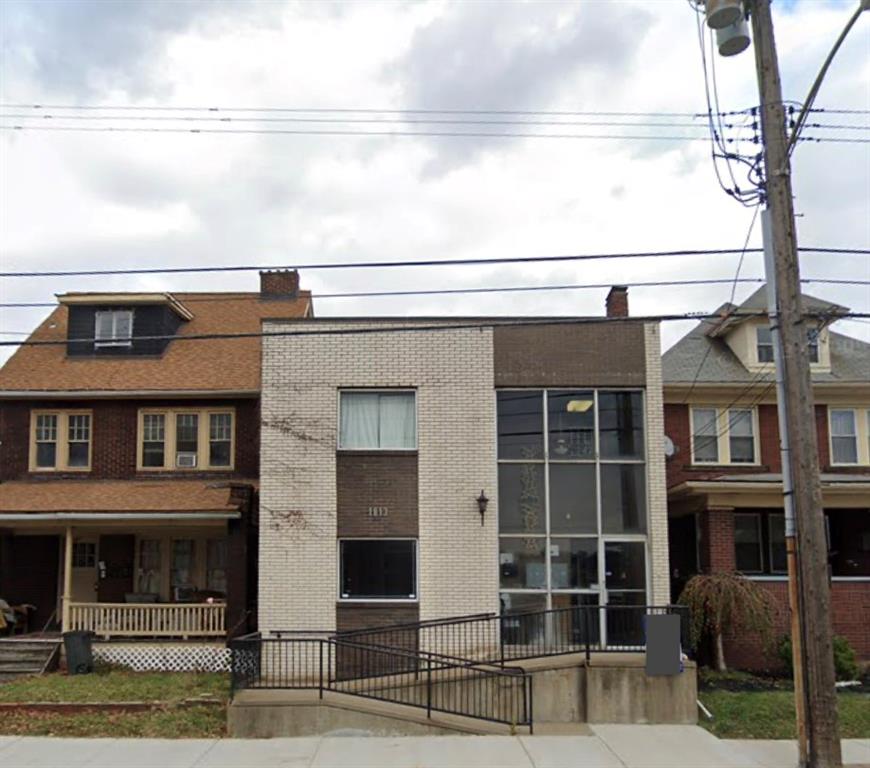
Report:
1,311,867,348
0,112,714,130
0,124,717,142
0,103,704,118
2,277,867,309
1,247,867,279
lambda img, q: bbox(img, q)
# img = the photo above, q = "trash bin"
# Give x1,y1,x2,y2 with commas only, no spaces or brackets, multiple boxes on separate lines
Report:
63,630,94,675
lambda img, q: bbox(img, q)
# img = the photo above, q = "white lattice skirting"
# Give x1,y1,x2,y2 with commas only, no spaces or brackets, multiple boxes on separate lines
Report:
93,643,231,672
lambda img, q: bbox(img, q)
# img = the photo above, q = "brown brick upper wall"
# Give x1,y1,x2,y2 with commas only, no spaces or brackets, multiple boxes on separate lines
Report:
0,398,260,481
493,323,646,387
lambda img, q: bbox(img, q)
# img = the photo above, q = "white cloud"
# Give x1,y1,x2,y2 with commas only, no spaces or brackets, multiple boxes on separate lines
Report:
1,0,868,363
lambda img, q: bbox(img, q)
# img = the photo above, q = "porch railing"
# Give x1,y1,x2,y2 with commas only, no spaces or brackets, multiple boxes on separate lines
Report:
68,602,225,638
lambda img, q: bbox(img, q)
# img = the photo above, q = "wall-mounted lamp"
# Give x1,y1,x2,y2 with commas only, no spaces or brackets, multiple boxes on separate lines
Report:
476,490,489,526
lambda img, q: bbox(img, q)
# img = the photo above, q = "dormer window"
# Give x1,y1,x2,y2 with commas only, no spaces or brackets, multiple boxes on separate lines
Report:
807,328,820,364
94,310,133,348
756,326,774,363
756,324,820,364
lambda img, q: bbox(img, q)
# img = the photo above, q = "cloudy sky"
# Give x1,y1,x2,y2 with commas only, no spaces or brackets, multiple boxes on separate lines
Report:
1,0,868,365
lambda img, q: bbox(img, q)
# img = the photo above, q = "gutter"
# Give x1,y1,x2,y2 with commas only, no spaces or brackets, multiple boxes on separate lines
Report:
0,512,242,521
0,389,260,400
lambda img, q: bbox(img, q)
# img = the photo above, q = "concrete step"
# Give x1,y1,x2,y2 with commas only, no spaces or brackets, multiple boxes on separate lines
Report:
0,640,59,678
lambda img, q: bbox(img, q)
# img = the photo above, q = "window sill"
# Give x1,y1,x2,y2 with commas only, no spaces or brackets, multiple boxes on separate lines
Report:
136,467,236,473
29,467,92,474
336,599,419,605
687,463,768,471
336,449,418,457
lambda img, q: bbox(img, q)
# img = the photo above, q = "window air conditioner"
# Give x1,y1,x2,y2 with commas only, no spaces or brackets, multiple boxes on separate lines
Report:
176,452,197,468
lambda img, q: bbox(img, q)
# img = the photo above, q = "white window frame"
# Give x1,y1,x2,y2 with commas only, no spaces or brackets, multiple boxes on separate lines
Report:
29,410,93,472
337,389,418,451
94,309,134,348
828,407,870,466
755,326,775,364
137,408,235,471
690,407,720,464
337,537,419,603
690,406,760,466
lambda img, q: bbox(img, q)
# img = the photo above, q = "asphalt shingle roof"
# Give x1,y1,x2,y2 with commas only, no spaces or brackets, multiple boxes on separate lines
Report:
662,290,869,385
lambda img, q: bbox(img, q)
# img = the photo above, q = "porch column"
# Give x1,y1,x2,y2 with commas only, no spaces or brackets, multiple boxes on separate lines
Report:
61,526,73,632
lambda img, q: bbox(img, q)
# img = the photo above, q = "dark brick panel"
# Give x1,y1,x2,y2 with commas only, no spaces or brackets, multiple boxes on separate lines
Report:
493,323,646,387
336,603,420,633
336,453,418,537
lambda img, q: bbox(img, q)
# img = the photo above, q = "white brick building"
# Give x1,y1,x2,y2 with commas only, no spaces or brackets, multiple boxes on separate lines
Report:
259,295,670,638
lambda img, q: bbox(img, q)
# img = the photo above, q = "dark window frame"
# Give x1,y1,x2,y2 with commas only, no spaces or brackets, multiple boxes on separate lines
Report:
339,538,418,601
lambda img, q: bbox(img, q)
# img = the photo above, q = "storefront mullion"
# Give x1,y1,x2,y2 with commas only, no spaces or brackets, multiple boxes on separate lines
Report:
498,388,649,628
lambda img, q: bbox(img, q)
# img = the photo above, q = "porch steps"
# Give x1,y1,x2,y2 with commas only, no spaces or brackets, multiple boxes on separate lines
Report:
0,639,60,683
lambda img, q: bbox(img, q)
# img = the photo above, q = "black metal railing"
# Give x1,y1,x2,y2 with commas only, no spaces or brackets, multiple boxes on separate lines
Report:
336,604,689,666
229,604,687,732
229,634,532,730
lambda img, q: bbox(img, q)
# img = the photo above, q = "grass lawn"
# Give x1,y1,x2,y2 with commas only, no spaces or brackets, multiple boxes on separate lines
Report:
699,671,870,739
0,670,230,738
0,670,229,704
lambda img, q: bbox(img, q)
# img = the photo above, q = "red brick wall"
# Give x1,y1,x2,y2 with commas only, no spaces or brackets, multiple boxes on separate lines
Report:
0,398,260,481
663,402,858,488
724,580,870,669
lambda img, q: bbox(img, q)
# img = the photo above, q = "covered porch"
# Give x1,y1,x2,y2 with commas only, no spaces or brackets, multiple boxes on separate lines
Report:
0,479,257,640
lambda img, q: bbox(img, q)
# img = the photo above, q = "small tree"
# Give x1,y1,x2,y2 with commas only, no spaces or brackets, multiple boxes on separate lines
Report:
678,571,777,672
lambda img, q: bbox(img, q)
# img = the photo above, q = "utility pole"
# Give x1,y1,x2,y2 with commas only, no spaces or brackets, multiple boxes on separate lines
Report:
748,1,842,766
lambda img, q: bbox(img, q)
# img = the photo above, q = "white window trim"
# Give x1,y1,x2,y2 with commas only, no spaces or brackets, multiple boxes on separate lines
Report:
828,406,870,466
94,309,134,348
755,326,775,364
689,406,761,466
336,389,418,452
136,407,236,471
29,410,93,472
337,537,419,603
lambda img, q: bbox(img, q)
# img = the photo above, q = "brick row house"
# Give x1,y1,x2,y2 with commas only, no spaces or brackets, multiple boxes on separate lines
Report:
0,271,311,668
256,288,672,645
664,288,870,668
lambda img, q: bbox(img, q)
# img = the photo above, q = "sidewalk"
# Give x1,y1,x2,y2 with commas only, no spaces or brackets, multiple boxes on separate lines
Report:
0,726,867,768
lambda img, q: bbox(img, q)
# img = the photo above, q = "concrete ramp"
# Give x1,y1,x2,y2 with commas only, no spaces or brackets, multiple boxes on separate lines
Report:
229,688,532,738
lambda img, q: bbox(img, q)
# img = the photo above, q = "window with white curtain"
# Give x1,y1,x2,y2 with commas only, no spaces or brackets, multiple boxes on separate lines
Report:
339,391,416,449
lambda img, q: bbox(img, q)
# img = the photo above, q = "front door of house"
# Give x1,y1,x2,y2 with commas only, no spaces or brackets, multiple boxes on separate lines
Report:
70,538,98,603
97,535,135,603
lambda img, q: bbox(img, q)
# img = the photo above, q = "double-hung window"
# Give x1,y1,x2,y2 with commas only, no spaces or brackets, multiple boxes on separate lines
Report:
138,408,234,470
690,406,757,465
94,310,133,348
30,411,92,471
829,409,859,465
691,408,719,463
339,391,416,450
756,326,775,363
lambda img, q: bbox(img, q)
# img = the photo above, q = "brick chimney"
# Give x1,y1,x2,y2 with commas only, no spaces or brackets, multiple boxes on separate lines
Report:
606,285,629,318
260,269,299,299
